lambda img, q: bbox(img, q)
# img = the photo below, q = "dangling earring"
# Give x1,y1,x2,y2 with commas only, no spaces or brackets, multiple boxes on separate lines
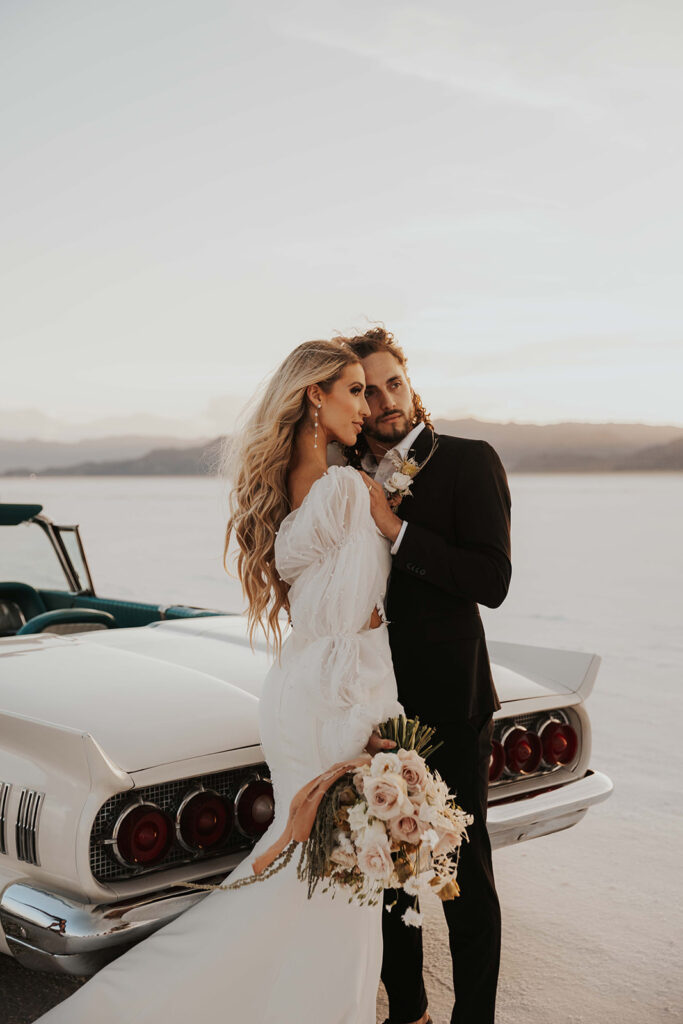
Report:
313,404,321,448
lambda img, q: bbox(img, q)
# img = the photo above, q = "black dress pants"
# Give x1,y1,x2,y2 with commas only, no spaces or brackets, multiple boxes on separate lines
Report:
380,712,501,1024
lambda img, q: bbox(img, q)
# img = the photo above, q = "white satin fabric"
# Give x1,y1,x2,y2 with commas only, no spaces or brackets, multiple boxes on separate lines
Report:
36,464,404,1024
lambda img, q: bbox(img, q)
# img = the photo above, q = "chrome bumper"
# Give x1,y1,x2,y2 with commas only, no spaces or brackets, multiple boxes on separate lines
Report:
0,857,246,976
487,768,613,848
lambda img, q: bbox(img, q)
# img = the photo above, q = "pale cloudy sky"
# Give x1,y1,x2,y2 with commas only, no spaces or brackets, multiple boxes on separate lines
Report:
2,0,682,436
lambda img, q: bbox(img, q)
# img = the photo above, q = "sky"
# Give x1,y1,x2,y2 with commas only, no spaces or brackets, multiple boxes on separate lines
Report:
2,0,682,438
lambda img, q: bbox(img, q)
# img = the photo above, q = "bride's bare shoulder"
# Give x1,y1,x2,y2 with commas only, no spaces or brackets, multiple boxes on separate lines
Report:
286,467,328,512
286,464,357,512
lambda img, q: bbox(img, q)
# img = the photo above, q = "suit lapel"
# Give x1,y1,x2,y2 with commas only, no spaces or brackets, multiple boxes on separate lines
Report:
407,424,437,465
393,425,438,514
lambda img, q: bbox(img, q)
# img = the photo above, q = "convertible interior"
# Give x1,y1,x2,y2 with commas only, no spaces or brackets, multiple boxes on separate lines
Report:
0,502,222,638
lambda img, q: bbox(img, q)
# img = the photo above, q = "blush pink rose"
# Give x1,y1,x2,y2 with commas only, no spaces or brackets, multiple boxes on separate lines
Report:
363,773,408,821
389,814,423,846
397,749,429,798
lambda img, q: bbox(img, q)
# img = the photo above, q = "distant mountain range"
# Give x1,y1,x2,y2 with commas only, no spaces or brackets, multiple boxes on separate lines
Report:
0,435,214,475
2,419,682,476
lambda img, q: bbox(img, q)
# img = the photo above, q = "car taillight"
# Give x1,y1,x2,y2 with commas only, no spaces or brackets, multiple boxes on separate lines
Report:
112,802,173,866
177,788,233,852
235,779,275,837
539,720,578,765
503,727,542,774
489,740,505,782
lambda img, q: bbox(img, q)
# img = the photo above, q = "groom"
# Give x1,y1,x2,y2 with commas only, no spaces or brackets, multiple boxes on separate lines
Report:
340,328,512,1024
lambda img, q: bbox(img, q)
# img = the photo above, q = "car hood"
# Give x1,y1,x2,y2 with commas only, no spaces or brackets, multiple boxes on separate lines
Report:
0,616,600,774
0,628,263,772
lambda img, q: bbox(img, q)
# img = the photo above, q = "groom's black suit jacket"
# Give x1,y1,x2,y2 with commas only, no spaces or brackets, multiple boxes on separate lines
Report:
385,426,511,722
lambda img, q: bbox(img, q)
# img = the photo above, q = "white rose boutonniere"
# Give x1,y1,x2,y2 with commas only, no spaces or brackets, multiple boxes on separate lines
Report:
383,439,438,510
385,469,416,495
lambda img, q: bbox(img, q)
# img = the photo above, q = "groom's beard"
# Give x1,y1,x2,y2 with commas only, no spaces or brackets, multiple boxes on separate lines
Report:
363,409,413,447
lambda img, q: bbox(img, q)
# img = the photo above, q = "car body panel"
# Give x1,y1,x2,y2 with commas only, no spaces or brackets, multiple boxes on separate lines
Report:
0,630,261,773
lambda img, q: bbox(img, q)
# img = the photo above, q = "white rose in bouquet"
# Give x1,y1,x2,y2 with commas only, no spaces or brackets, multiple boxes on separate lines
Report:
347,801,371,835
369,751,402,777
356,832,394,883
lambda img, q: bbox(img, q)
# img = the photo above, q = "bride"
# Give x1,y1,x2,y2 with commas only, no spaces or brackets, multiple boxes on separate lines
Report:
34,339,408,1024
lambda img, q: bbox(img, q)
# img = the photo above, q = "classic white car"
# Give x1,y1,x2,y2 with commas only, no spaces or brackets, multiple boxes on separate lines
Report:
0,502,613,977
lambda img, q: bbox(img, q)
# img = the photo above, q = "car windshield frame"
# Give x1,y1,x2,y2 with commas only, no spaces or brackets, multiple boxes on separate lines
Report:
1,510,96,595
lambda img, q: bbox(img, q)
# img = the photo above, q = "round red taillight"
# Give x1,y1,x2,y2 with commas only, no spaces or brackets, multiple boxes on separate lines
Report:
113,802,172,866
235,779,275,837
489,739,505,782
177,789,233,852
540,721,578,765
503,727,542,774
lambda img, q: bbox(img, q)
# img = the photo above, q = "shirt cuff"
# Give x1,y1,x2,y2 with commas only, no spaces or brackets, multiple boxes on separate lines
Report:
390,520,408,555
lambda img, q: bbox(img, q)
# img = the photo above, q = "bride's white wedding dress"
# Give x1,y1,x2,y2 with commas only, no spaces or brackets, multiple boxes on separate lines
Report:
36,464,404,1024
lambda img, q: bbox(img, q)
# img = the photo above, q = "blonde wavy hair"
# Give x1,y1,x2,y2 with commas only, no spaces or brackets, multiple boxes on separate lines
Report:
221,340,361,657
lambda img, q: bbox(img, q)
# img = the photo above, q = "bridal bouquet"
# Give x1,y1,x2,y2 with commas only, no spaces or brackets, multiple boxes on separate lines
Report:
178,717,472,928
257,717,473,927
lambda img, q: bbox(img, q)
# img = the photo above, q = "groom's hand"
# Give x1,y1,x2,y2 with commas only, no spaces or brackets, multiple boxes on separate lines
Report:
359,471,402,543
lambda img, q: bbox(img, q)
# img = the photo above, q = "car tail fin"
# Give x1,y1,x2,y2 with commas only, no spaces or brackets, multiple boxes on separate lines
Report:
487,641,601,701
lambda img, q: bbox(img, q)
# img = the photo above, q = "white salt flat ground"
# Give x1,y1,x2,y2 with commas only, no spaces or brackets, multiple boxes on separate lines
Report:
0,473,681,1024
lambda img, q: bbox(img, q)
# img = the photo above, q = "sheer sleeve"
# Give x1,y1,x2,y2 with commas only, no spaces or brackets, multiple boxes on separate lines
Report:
274,465,404,765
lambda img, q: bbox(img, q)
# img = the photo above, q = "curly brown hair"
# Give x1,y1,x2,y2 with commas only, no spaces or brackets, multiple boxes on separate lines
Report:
330,324,432,468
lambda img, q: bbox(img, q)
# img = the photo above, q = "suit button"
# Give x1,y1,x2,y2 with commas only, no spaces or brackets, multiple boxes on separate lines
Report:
418,568,426,576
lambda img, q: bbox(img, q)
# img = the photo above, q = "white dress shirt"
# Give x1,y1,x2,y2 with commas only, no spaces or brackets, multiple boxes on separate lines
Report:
361,421,425,555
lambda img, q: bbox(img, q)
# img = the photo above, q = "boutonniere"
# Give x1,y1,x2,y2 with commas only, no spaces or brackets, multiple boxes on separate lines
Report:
383,434,439,511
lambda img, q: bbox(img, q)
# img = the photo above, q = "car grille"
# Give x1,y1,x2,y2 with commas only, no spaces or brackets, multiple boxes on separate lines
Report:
90,762,270,883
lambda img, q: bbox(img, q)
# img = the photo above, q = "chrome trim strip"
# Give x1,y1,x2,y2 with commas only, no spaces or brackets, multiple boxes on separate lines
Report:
15,788,45,866
0,781,11,855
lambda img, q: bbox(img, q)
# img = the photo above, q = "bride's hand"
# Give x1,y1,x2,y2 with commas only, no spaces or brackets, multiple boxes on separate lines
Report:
358,471,403,544
365,730,397,756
